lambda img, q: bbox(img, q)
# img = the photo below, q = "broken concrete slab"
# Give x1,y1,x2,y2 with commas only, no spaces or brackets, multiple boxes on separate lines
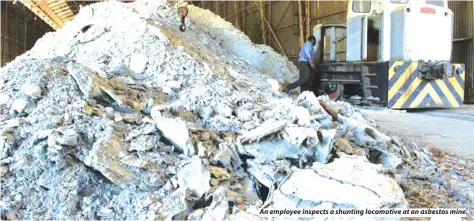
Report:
177,156,211,198
129,135,160,151
21,83,42,99
154,116,195,156
238,138,314,163
83,135,138,185
227,211,265,221
158,188,189,220
0,93,9,106
247,159,291,189
282,126,318,147
238,120,287,144
48,128,79,147
129,53,148,75
339,115,391,145
11,99,29,114
267,156,408,210
201,187,229,220
314,129,336,163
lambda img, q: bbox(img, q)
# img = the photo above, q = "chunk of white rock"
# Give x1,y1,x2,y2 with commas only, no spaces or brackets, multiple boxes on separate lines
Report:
129,135,158,151
48,129,79,146
290,106,312,126
217,103,232,117
150,106,162,120
154,116,195,155
177,156,211,198
202,186,229,220
0,94,9,105
267,79,281,92
21,84,41,99
199,106,214,119
269,156,408,209
108,57,124,74
129,53,148,74
236,109,252,122
11,99,28,114
314,129,337,163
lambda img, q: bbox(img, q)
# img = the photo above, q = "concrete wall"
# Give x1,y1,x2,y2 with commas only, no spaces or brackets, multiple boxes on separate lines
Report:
1,1,53,67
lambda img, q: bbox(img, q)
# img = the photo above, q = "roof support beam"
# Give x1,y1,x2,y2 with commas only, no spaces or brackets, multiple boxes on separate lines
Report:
19,0,60,30
19,0,75,30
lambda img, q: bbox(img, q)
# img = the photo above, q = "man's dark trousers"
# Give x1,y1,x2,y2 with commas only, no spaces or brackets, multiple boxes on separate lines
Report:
287,61,313,92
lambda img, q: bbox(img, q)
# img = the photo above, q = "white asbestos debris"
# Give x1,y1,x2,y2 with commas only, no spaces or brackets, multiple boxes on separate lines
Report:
21,84,42,99
154,116,195,155
0,93,9,105
267,79,280,92
339,115,391,144
290,106,312,126
236,109,252,122
269,156,408,209
217,103,232,117
314,129,337,163
0,0,421,219
84,135,137,184
283,126,317,147
238,120,287,143
129,135,158,151
177,156,211,198
11,99,28,114
201,187,229,220
129,53,148,74
48,128,79,146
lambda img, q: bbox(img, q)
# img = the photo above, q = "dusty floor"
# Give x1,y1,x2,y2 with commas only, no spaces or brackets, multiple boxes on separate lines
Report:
360,105,474,160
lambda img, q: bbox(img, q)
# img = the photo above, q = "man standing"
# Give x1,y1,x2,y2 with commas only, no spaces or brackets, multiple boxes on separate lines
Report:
285,36,317,93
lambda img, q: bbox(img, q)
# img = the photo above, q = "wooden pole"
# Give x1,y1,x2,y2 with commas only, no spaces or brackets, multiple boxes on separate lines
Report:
16,3,20,56
298,0,304,47
306,0,311,39
471,0,474,101
269,0,272,47
259,0,266,44
243,1,246,33
24,6,27,51
215,1,219,16
251,5,287,57
3,3,8,65
234,1,239,29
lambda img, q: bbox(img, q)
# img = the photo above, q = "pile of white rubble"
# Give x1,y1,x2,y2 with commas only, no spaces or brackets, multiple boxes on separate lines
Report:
0,0,439,219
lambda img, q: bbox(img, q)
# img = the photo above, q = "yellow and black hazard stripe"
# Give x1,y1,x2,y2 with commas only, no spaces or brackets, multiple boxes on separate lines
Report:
387,61,465,109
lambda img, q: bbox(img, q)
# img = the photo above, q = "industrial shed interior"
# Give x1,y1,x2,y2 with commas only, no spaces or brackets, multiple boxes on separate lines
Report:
0,0,473,220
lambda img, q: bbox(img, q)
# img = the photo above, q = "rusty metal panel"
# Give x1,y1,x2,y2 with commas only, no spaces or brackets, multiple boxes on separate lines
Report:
449,0,474,103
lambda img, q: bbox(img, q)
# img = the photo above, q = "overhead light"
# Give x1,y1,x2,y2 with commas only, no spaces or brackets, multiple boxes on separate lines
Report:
34,16,37,20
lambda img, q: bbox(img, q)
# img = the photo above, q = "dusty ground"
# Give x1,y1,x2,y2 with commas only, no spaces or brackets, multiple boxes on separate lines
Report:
360,105,474,216
360,105,474,160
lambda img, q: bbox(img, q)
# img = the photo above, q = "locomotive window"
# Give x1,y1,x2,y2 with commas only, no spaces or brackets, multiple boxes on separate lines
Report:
352,0,370,13
426,0,444,7
391,0,409,3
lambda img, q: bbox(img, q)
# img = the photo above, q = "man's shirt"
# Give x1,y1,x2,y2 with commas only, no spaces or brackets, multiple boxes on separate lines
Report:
298,41,315,63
